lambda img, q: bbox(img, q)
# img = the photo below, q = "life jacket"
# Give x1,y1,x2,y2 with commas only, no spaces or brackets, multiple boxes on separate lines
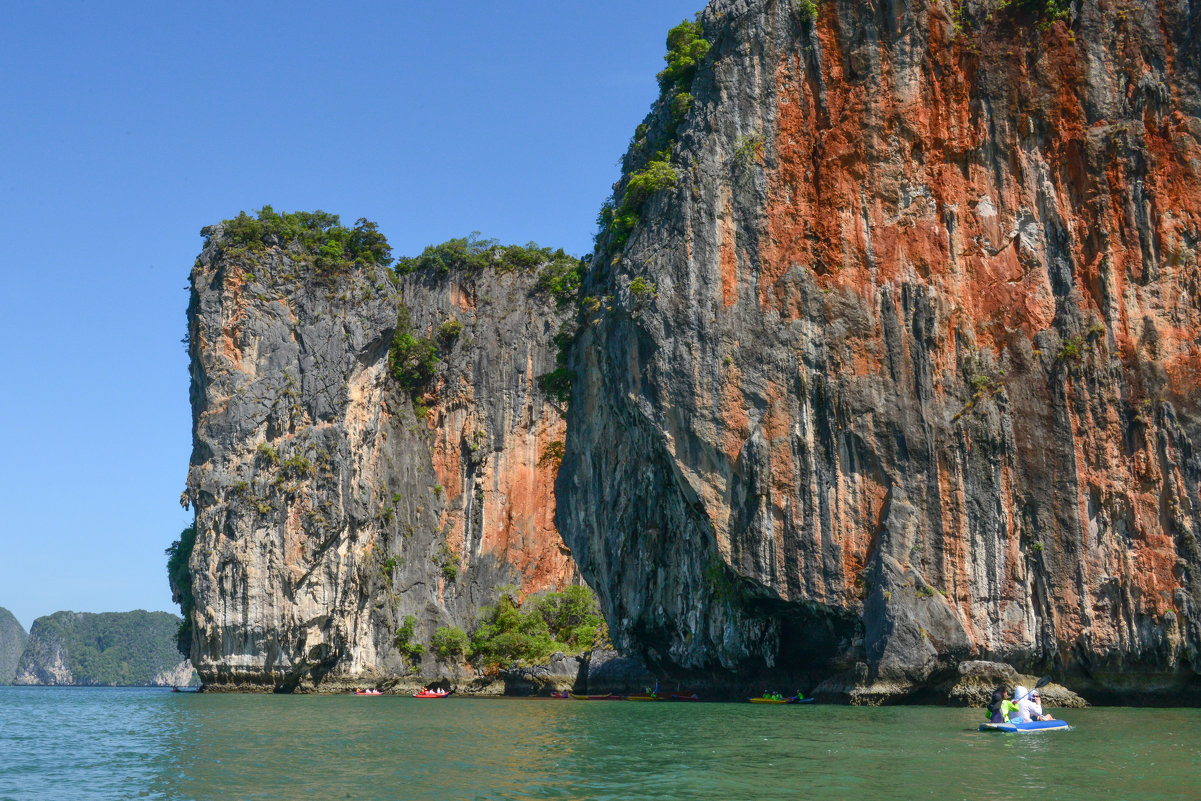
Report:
986,698,1021,723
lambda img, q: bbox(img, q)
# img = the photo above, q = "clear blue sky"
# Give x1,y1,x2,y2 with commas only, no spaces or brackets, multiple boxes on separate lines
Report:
0,0,703,630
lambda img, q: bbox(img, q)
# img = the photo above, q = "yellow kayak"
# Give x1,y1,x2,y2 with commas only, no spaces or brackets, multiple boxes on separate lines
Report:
747,695,811,704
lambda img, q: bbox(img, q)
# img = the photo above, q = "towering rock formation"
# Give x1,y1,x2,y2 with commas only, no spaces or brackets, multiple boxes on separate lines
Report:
184,222,575,690
558,0,1201,701
0,607,27,684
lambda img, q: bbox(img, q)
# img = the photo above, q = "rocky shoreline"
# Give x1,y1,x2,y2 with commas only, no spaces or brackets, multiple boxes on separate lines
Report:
196,651,1093,708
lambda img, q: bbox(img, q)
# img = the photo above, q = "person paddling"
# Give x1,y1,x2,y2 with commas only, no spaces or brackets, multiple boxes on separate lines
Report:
986,687,1020,723
1017,686,1053,721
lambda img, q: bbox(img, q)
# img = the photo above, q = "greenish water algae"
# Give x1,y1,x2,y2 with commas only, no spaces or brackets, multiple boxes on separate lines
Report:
1,687,1198,800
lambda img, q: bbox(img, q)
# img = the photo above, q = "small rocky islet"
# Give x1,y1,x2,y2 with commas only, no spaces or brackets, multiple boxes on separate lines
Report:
172,0,1201,704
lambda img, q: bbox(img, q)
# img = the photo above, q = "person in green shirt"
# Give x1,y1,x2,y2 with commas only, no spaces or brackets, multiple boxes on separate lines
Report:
985,687,1020,723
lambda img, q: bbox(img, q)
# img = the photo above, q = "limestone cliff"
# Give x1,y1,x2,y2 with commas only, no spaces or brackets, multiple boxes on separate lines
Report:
0,607,27,684
13,611,191,686
558,0,1201,702
184,222,575,691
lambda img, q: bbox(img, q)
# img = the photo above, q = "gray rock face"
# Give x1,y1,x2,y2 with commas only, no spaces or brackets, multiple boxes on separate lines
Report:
581,648,658,695
557,0,1201,702
185,228,575,691
501,651,585,695
152,661,198,688
14,634,72,686
936,661,1084,709
0,608,28,684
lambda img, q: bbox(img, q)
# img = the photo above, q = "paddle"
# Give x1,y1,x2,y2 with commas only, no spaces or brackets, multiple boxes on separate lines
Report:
1015,675,1052,703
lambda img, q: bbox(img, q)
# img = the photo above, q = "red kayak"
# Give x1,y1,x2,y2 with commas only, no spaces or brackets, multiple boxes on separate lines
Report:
413,689,451,698
568,693,624,700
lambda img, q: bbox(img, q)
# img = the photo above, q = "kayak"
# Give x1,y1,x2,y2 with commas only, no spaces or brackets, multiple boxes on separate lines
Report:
748,695,813,704
979,720,1070,733
568,693,624,700
670,693,701,702
354,690,383,696
413,690,451,698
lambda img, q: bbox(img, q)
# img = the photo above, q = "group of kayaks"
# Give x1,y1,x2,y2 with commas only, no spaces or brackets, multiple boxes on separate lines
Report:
355,688,808,702
355,681,1071,733
554,691,813,703
356,688,818,705
354,687,451,698
556,691,701,701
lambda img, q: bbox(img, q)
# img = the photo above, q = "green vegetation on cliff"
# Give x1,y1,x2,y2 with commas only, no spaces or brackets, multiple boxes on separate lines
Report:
0,607,28,684
389,235,586,409
17,611,188,686
546,11,708,408
165,526,196,657
202,206,393,273
468,585,608,669
395,234,584,305
998,0,1071,28
395,234,577,281
953,0,1070,31
431,625,471,664
657,18,709,93
415,587,608,670
388,304,440,405
393,615,424,669
597,14,706,253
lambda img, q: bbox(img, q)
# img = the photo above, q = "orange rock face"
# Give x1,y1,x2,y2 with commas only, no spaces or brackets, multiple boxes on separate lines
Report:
186,226,577,691
559,0,1201,700
414,270,576,600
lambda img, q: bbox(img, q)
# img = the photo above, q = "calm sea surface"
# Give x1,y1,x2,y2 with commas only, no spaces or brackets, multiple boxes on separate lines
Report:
1,687,1199,800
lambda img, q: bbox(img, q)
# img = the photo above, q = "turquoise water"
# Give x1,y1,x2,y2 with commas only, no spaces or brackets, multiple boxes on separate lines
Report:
1,688,1199,800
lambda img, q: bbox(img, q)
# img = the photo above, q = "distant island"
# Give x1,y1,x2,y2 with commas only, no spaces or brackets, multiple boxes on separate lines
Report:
0,607,28,684
10,610,196,687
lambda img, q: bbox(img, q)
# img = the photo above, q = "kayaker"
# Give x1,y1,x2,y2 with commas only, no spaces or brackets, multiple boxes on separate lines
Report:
1019,688,1053,721
1011,686,1029,720
986,687,1020,723
1011,685,1053,722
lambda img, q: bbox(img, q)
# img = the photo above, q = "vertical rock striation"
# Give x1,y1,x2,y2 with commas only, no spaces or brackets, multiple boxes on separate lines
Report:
185,224,574,690
558,0,1201,701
